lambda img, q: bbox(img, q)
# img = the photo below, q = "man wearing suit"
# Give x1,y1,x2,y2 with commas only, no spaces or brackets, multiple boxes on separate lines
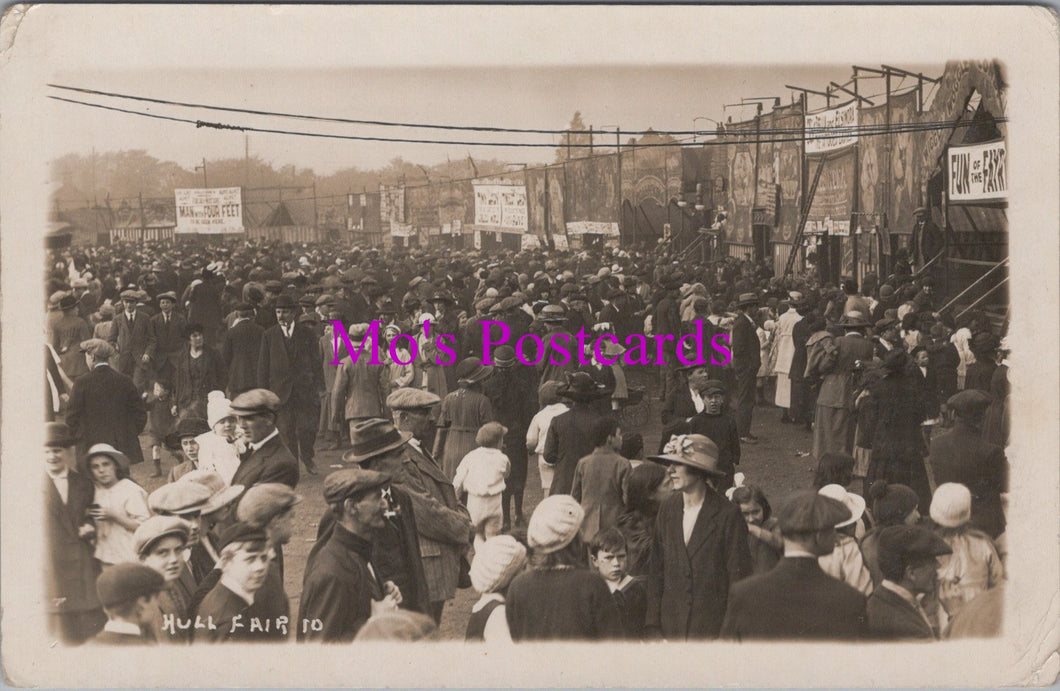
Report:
144,291,187,380
653,274,684,402
66,339,147,468
813,312,877,460
730,292,762,443
230,388,300,489
661,361,710,427
108,289,153,391
222,303,264,400
258,295,325,475
721,490,868,640
44,422,105,644
866,525,952,640
543,373,611,496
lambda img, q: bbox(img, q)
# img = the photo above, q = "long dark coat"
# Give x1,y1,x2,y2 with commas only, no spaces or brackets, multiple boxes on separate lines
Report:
146,311,188,375
929,422,1008,539
44,472,101,614
543,403,606,496
230,433,299,490
647,490,752,640
865,371,931,510
174,346,227,419
258,323,324,407
298,522,382,642
484,365,536,490
222,319,265,399
66,364,148,466
720,557,867,640
108,308,152,381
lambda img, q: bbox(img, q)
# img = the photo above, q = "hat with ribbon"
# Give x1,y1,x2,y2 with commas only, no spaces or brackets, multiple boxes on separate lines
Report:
342,418,412,464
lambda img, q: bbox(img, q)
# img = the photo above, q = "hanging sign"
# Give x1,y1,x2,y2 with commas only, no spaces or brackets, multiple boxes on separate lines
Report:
174,188,244,234
805,101,858,154
473,184,528,231
948,140,1007,203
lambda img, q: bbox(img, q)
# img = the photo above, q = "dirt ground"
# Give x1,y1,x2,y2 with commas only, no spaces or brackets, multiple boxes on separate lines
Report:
127,368,816,640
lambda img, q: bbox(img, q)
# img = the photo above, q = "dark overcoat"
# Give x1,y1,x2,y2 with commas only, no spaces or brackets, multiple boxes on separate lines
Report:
929,422,1008,539
230,433,299,489
66,364,147,466
258,323,324,406
647,490,752,639
44,471,101,614
543,403,607,496
222,319,264,399
866,586,935,640
720,557,867,640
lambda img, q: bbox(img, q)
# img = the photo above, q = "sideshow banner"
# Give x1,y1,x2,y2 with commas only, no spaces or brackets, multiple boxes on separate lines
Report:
380,185,406,225
858,104,888,217
948,139,1007,202
565,221,619,236
804,150,856,236
773,108,803,243
174,187,243,234
725,120,757,246
805,100,858,154
565,155,619,224
889,90,919,235
473,183,528,231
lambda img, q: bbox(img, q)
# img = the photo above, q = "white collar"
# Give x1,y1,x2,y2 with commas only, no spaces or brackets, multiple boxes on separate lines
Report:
103,619,143,636
783,548,817,558
471,592,505,613
881,579,924,607
249,428,279,452
220,574,256,606
605,574,634,593
47,468,69,481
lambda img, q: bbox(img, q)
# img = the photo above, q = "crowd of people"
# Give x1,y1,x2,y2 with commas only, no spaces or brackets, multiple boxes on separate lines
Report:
43,235,1009,644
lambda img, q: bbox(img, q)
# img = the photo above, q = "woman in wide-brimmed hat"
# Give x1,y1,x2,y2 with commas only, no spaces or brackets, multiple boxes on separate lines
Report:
433,357,496,480
646,434,752,640
85,443,150,567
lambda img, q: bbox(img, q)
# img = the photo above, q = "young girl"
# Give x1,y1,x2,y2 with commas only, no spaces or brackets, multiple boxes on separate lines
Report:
453,422,510,550
195,390,242,486
525,380,569,497
930,482,1004,631
85,444,150,567
143,376,178,478
466,534,528,643
817,484,874,596
727,475,783,574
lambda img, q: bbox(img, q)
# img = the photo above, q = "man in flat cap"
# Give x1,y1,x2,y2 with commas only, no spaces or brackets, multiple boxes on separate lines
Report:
66,339,148,469
258,293,325,475
145,291,187,381
721,490,867,640
343,416,470,623
108,289,153,388
90,564,165,645
44,422,106,644
929,389,1008,539
194,523,285,643
867,525,952,639
298,469,404,642
230,388,300,489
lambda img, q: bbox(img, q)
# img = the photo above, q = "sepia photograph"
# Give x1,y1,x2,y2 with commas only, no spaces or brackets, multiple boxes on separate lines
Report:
1,4,1057,687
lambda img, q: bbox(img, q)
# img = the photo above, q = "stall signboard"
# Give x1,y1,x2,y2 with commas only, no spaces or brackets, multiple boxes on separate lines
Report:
473,184,528,231
520,234,542,250
174,187,244,234
552,234,569,250
805,101,858,154
565,221,619,236
948,140,1007,203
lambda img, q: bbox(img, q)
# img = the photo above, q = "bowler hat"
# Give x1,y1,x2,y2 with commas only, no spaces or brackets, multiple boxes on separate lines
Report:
46,422,76,448
538,304,567,323
274,294,297,310
557,371,609,401
230,389,281,416
164,417,210,450
323,468,392,504
342,418,412,464
456,356,494,385
96,563,165,608
648,434,725,477
58,293,80,311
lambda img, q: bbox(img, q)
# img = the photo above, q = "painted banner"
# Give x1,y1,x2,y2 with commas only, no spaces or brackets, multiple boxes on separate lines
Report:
473,184,528,231
948,140,1007,202
520,233,542,250
565,221,619,236
174,187,243,234
804,149,856,236
805,101,858,154
390,223,414,238
380,185,405,225
889,91,919,235
772,108,803,243
858,104,887,217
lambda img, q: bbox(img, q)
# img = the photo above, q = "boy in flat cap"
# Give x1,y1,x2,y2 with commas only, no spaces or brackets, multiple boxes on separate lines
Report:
867,525,952,640
230,388,300,490
90,564,165,646
194,523,282,643
298,469,403,642
720,490,867,641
